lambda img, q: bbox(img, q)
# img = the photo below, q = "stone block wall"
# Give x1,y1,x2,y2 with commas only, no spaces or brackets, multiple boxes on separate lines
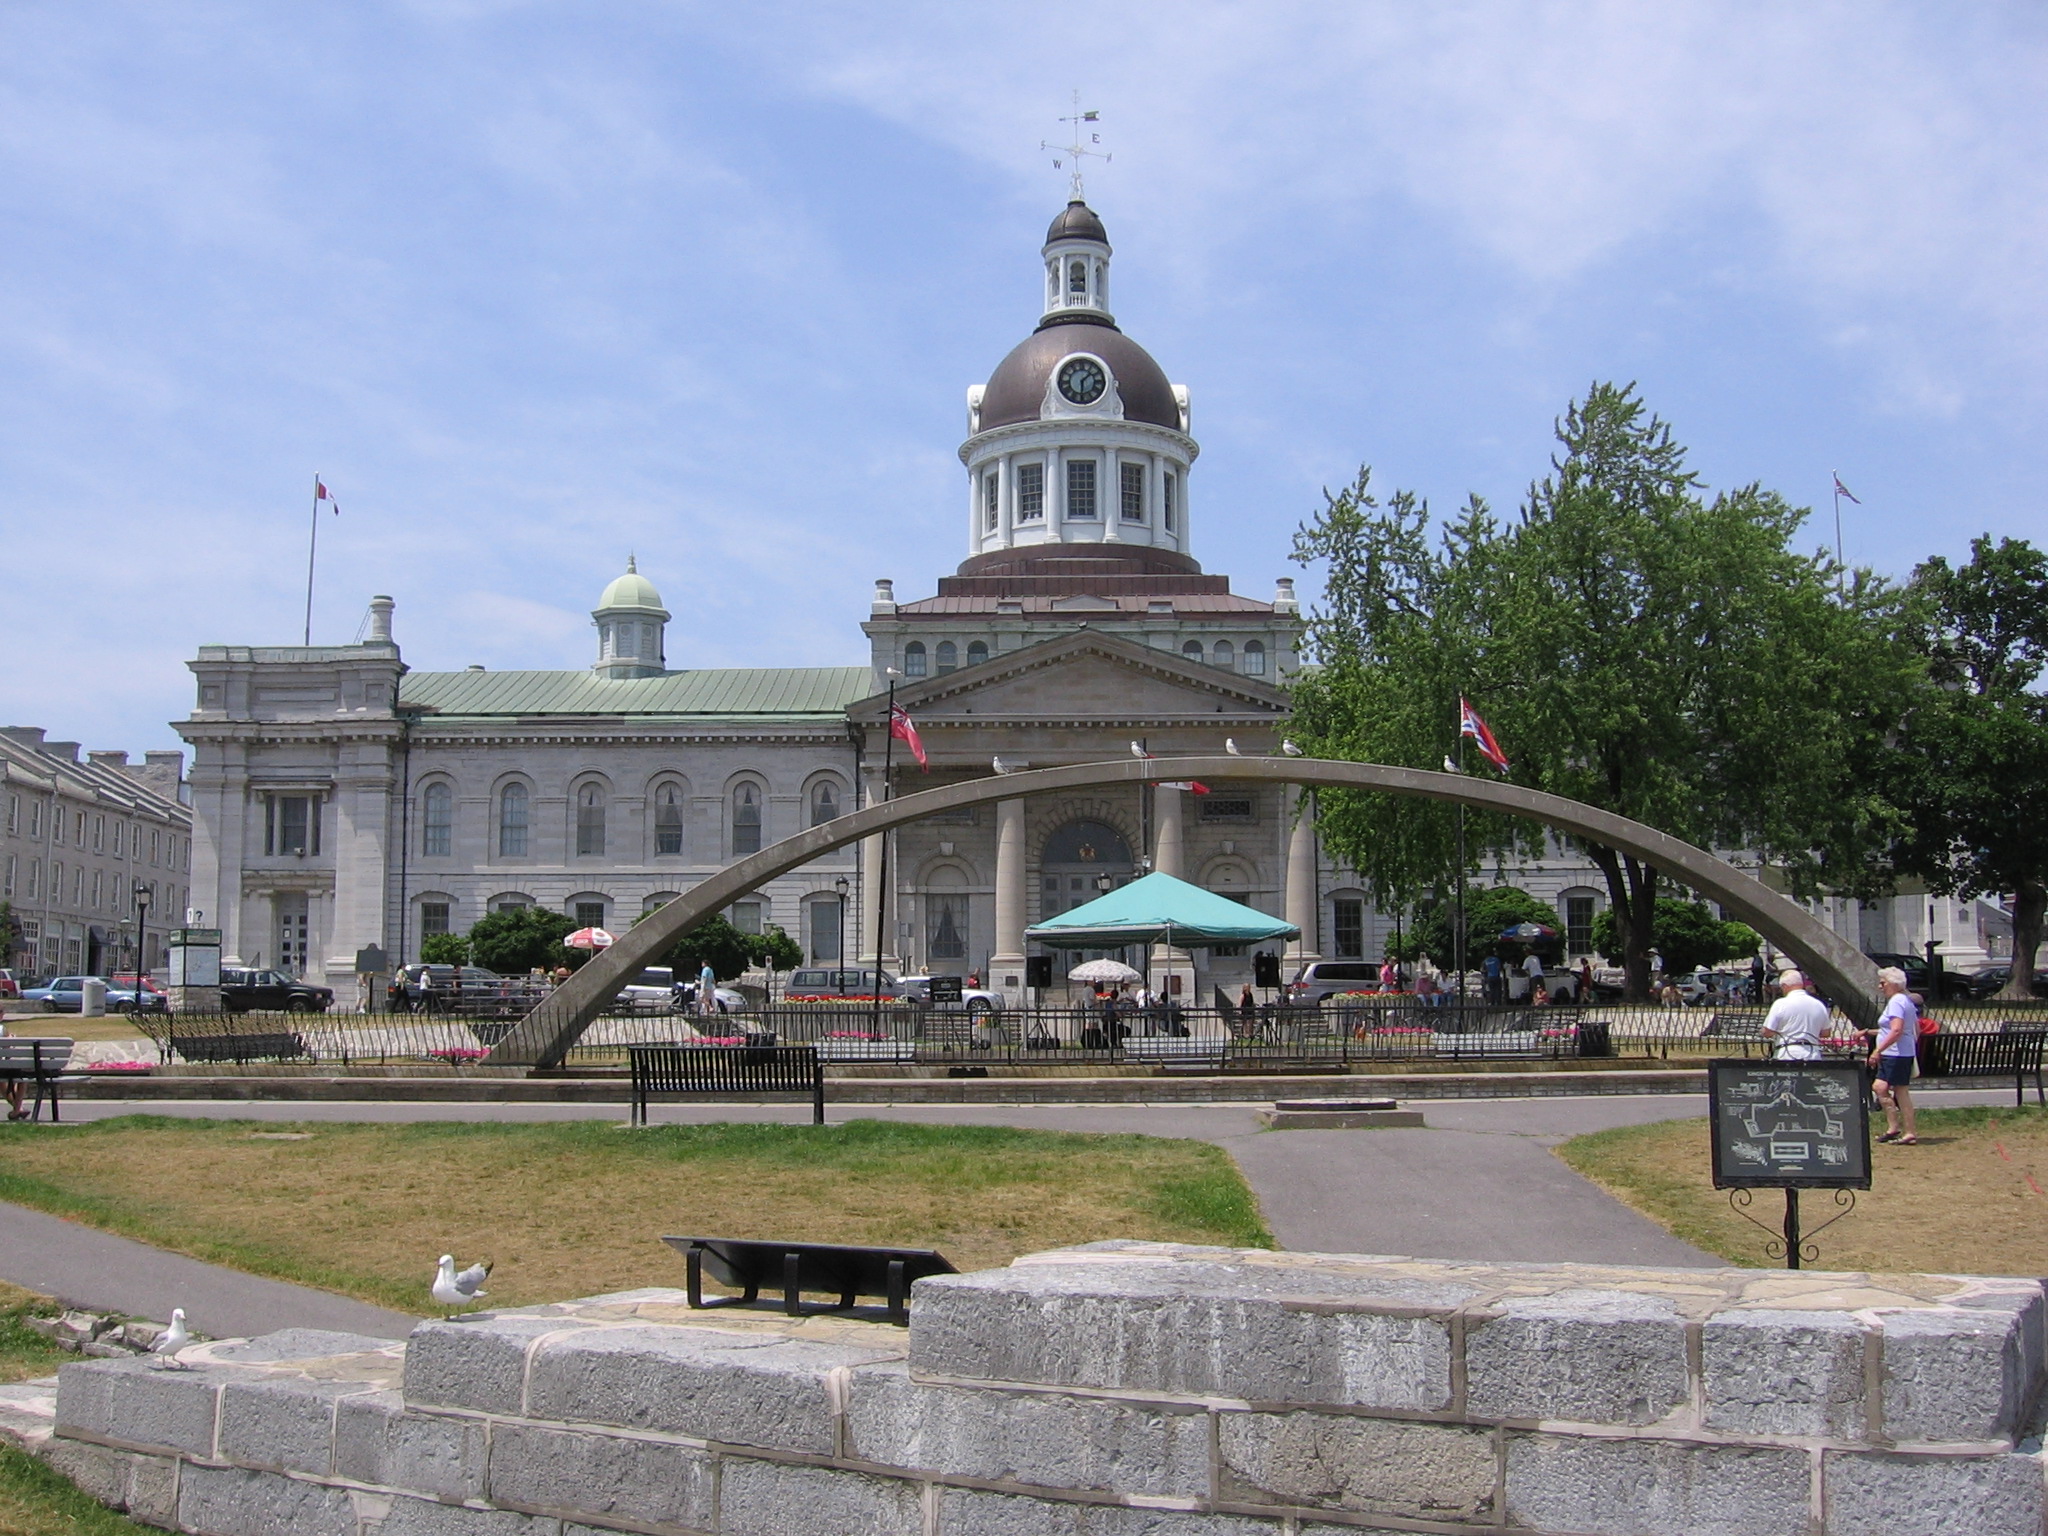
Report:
34,1243,2048,1535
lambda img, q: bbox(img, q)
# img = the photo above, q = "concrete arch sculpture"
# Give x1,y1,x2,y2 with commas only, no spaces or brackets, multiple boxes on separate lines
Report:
485,756,1879,1066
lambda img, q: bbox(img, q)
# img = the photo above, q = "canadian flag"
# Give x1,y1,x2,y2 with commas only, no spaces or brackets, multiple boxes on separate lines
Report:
316,479,339,514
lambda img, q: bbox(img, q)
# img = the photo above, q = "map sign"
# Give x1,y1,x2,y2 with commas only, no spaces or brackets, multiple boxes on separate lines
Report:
1707,1059,1871,1190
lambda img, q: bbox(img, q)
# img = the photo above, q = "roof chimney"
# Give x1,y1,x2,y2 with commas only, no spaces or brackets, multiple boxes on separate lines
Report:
366,595,395,644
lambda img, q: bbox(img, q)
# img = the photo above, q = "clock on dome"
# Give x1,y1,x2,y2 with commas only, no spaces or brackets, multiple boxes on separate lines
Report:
1056,356,1108,406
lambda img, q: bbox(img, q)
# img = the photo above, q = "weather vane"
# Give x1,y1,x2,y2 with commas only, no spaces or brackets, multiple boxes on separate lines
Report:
1041,92,1109,202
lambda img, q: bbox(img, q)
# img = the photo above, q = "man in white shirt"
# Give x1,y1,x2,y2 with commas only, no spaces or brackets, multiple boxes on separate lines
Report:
1758,969,1828,1060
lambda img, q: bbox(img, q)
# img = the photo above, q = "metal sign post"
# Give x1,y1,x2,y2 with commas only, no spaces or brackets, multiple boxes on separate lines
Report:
1707,1059,1871,1269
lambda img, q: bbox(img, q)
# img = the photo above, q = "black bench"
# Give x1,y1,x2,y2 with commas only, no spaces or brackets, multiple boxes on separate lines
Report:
168,1029,311,1065
629,1043,825,1126
661,1235,956,1324
1917,1027,2047,1107
0,1038,81,1122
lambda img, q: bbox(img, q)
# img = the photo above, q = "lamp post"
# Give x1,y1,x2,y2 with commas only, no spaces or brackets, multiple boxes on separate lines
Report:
131,881,153,999
833,875,850,967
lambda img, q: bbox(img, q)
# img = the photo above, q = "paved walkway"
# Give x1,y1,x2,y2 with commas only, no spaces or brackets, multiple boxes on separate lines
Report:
9,1088,2010,1333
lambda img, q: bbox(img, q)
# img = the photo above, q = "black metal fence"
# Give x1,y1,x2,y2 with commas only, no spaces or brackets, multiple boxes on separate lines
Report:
117,998,2048,1073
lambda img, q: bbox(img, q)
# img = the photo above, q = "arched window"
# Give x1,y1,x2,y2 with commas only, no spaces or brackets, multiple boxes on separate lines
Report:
575,784,606,857
1243,639,1267,676
732,783,762,856
421,782,452,857
1068,258,1086,295
1182,640,1204,664
904,641,928,678
810,780,839,828
497,784,529,858
966,640,989,667
644,891,680,915
1213,639,1234,671
654,783,684,855
936,641,958,675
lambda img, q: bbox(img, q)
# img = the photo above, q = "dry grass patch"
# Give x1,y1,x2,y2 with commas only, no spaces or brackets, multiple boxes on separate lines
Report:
1557,1102,2048,1275
0,1117,1269,1315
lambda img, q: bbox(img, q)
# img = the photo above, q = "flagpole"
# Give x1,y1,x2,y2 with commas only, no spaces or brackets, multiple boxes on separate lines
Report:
1454,731,1468,1008
872,676,896,1038
1830,472,1845,597
304,474,321,645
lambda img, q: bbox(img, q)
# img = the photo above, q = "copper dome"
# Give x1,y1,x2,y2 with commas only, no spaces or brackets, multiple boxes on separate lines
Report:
977,319,1181,433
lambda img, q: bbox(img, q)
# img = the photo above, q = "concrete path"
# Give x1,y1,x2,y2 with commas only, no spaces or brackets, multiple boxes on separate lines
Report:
0,1199,417,1341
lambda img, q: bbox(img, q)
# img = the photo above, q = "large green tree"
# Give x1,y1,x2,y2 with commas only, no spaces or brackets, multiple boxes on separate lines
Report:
466,906,575,974
1891,536,2048,998
1290,383,1914,997
1590,899,1761,977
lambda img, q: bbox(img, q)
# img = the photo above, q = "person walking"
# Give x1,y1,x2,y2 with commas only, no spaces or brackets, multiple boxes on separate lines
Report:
1759,969,1828,1061
1520,950,1544,1003
1869,966,1920,1144
1577,958,1595,1003
697,960,718,1017
1482,953,1503,1006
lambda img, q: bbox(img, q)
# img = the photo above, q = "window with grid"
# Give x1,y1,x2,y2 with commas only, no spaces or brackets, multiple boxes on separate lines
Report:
575,785,606,857
1016,462,1044,520
983,470,999,532
1066,459,1097,518
732,783,762,856
498,784,529,857
574,901,606,930
655,784,684,854
420,902,451,936
1333,898,1365,959
1243,639,1267,676
422,782,453,856
731,901,762,935
966,640,988,666
1120,462,1145,521
266,796,319,856
1564,894,1597,955
936,641,957,674
810,780,839,828
1198,796,1256,823
904,641,927,677
1163,471,1177,531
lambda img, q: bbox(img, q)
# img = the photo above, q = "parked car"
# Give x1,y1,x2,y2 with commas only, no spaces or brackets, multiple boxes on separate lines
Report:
612,966,679,1013
1672,967,1755,1007
219,968,334,1014
393,964,523,1016
1953,964,2048,1000
1285,960,1382,1005
0,968,21,998
19,976,167,1014
1863,951,1935,992
783,967,899,999
673,981,750,1014
896,975,1003,1016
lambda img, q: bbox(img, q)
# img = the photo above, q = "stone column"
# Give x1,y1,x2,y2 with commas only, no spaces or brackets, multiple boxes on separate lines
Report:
1285,785,1321,962
990,797,1027,1001
1153,786,1184,879
325,739,397,993
859,762,898,972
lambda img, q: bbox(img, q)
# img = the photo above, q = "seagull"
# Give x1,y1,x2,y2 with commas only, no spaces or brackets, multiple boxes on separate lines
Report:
1225,739,1242,755
432,1255,492,1318
1442,755,1463,774
150,1308,191,1369
1130,741,1149,758
1280,739,1304,757
992,756,1016,775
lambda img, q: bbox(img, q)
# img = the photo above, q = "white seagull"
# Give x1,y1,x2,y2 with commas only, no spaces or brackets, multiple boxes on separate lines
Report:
1442,755,1462,774
992,756,1016,775
1280,739,1305,757
1130,741,1149,759
1225,739,1242,755
150,1308,191,1370
432,1255,493,1317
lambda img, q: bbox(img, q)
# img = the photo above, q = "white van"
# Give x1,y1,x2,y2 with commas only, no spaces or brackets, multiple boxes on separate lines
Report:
1286,960,1382,1005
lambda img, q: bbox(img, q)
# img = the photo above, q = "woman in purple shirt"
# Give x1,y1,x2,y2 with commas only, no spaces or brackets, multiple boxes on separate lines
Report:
1868,966,1919,1145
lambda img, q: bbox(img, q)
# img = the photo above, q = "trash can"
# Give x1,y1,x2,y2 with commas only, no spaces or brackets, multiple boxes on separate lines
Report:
80,977,108,1017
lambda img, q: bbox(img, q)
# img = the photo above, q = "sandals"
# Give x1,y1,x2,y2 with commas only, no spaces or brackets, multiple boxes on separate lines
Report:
1876,1130,1901,1143
1897,1136,1918,1145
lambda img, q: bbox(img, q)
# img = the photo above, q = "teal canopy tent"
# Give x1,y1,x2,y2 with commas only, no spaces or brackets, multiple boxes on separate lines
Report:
1024,871,1299,951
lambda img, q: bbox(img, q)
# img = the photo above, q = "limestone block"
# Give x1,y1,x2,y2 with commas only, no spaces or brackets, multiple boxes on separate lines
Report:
367,1494,565,1536
1214,1409,1495,1520
1465,1290,1688,1426
486,1422,714,1529
910,1255,1467,1409
37,1437,130,1507
1702,1309,1868,1439
55,1357,224,1457
717,1457,923,1536
1824,1448,2045,1536
846,1362,1207,1496
177,1462,359,1536
1881,1305,2034,1443
1505,1433,1809,1536
334,1389,488,1502
1083,1510,1285,1535
209,1328,398,1363
125,1449,182,1528
217,1375,372,1476
522,1324,899,1453
402,1317,595,1416
937,1487,1086,1535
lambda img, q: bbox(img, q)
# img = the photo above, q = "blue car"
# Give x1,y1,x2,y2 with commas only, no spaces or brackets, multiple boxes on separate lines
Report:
19,976,168,1014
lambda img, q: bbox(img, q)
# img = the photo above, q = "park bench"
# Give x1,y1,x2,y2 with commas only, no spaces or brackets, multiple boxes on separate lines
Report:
166,1026,312,1065
1917,1027,2047,1107
628,1042,825,1126
662,1235,957,1325
0,1038,82,1122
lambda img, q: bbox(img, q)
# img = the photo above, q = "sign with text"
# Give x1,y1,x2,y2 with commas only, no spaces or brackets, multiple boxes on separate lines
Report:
1708,1059,1871,1190
927,976,964,1004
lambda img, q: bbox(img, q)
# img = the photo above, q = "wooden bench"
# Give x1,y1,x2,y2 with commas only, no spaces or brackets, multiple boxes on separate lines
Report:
629,1043,825,1126
167,1028,311,1065
0,1038,81,1122
1917,1027,2047,1107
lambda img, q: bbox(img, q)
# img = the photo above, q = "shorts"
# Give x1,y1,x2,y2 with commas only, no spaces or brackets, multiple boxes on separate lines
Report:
1875,1055,1915,1087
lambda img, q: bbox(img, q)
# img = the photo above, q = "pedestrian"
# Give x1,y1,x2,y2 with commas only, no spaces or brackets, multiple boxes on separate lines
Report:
1379,957,1397,992
1577,958,1594,1002
1415,969,1439,1007
1238,981,1255,1017
1520,950,1544,1003
1869,966,1920,1145
1482,953,1503,1005
698,960,718,1017
1759,969,1827,1060
417,965,441,1015
1531,979,1549,1006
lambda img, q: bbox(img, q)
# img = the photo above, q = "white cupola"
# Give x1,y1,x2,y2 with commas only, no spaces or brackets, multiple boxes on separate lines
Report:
591,556,669,680
1041,199,1113,324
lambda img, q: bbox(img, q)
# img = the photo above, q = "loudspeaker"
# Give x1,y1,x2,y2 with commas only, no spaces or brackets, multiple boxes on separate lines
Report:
1253,952,1282,989
1024,955,1053,989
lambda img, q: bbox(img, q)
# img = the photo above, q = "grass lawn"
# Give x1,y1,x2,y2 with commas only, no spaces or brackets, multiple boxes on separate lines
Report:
1557,1101,2048,1275
0,1116,1270,1315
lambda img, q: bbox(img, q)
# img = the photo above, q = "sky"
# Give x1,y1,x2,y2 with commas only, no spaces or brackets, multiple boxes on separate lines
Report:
3,1,2043,761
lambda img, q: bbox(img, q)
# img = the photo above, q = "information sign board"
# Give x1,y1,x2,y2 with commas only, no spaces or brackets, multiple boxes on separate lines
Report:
1707,1059,1870,1190
927,976,964,1004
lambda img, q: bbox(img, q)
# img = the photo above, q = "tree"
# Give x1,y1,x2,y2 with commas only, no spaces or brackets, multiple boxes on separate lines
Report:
749,925,803,975
0,901,23,970
656,914,756,983
1591,899,1761,976
467,906,575,974
1409,885,1560,970
419,932,471,966
1891,536,2048,999
1290,384,1914,997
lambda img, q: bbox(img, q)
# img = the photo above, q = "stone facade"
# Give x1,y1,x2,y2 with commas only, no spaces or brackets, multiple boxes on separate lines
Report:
16,1242,2047,1535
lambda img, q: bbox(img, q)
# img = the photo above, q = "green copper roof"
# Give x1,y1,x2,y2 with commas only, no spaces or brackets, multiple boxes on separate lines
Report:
400,667,871,719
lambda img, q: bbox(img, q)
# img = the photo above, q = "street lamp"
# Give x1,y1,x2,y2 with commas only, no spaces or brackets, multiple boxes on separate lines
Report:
833,875,850,965
131,881,153,993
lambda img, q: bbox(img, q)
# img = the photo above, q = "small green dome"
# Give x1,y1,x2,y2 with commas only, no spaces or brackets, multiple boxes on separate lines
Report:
596,556,666,614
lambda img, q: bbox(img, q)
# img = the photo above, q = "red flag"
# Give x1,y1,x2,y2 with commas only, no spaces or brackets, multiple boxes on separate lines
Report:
1153,780,1210,794
1459,697,1510,773
889,704,928,771
1831,473,1859,505
316,479,339,514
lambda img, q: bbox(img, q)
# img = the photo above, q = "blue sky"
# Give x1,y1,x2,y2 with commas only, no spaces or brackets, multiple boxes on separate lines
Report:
4,2,2043,760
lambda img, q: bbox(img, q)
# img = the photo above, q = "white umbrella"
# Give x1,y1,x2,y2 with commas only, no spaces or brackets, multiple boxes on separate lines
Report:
565,927,615,950
1068,958,1142,985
